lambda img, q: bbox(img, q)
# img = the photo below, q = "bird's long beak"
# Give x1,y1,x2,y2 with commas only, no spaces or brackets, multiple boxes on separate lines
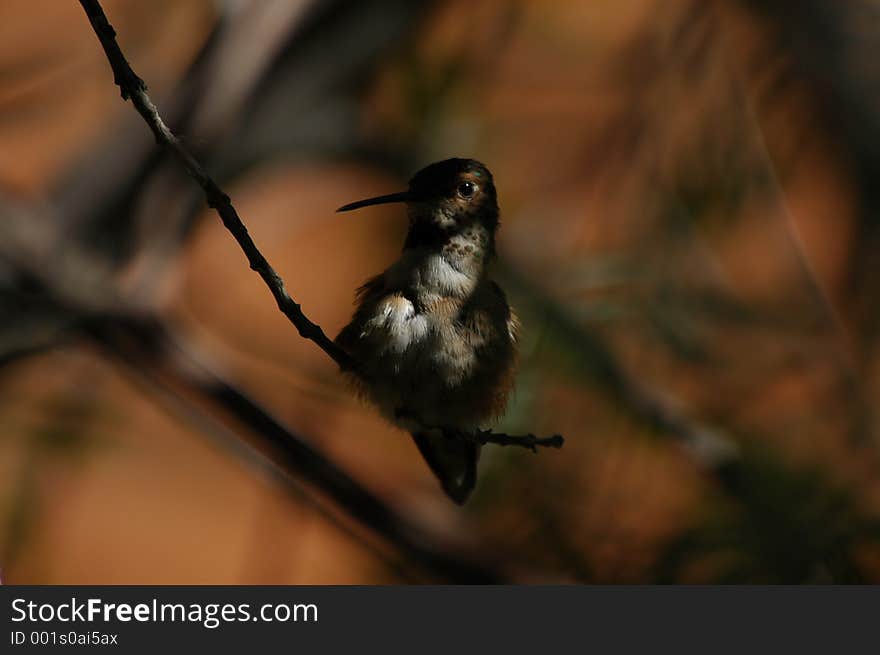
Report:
336,191,412,213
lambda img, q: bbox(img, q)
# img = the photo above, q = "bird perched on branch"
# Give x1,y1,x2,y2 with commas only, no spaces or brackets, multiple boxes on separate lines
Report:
335,159,518,504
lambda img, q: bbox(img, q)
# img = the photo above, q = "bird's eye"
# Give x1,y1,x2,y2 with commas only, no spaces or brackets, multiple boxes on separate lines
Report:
457,181,477,198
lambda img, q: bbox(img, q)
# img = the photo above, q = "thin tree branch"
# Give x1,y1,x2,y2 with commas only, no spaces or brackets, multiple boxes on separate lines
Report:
78,0,355,372
77,0,562,451
467,430,564,452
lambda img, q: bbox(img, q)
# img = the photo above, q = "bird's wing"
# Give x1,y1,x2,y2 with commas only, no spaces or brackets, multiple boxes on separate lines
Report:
488,281,519,344
335,273,387,350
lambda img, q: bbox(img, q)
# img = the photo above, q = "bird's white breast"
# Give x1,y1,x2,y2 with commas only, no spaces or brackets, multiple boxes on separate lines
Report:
361,294,428,354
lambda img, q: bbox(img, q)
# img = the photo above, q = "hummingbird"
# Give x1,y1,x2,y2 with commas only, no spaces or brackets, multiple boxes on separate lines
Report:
335,158,518,504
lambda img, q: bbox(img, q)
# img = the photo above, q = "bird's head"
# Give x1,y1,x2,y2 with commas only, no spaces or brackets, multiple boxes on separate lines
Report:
338,158,499,253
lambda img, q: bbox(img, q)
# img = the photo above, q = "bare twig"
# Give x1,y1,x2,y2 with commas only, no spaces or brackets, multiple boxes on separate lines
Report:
78,0,355,372
467,430,564,452
77,0,562,451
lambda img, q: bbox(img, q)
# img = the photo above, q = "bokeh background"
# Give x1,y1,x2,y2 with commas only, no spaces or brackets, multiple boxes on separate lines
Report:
2,0,880,583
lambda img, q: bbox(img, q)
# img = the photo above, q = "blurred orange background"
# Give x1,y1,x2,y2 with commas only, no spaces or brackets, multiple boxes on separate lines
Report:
1,0,879,583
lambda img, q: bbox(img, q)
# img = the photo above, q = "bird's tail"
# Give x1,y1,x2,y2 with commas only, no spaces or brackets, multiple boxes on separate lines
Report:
410,430,480,505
